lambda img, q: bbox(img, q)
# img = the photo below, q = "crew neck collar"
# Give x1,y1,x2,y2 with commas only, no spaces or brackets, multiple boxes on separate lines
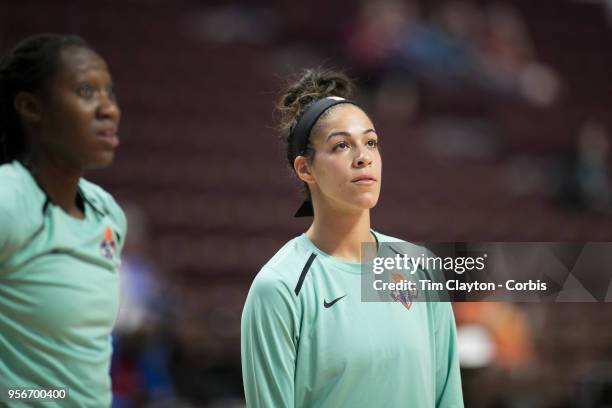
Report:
15,159,106,218
299,230,380,274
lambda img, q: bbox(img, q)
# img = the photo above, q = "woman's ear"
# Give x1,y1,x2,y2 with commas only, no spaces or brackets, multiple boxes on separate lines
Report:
294,155,316,185
14,92,42,124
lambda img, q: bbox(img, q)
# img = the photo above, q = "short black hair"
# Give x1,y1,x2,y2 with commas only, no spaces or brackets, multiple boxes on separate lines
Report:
0,33,90,164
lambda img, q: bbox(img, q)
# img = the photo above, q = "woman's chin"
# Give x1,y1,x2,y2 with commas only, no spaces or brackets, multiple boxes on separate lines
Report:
351,196,380,212
84,152,115,170
360,192,380,208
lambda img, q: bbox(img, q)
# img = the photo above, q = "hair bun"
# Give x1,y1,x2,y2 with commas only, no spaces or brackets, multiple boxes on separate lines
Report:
277,68,354,135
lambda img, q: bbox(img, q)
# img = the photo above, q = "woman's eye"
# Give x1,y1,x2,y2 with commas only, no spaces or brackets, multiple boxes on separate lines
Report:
77,84,94,98
367,139,379,148
334,141,349,151
106,84,116,98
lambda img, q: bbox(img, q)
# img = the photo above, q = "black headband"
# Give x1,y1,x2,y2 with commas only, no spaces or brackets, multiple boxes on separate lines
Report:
289,97,357,217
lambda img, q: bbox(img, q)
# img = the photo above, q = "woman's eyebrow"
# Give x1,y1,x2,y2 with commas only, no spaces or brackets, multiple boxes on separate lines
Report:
326,128,376,141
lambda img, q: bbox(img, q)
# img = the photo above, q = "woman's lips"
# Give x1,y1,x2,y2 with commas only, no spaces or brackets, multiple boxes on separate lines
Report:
97,129,120,148
352,176,377,185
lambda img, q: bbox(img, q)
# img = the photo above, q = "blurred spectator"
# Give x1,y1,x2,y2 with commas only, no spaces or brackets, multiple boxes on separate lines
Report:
454,302,536,407
557,118,612,215
112,204,178,407
410,0,484,83
479,2,560,106
343,0,418,82
455,303,534,371
343,0,560,107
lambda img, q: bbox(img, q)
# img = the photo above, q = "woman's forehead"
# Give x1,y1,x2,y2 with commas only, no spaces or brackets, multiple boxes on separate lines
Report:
56,47,108,81
317,104,374,134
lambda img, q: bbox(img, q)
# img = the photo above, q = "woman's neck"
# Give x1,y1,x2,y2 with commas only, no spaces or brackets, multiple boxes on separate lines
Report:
25,152,84,219
306,207,374,263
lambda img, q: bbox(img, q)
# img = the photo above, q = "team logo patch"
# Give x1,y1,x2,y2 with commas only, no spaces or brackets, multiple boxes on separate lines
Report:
100,226,116,259
389,272,418,310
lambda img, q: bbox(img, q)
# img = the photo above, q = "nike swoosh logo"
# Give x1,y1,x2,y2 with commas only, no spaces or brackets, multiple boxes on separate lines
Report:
323,295,346,308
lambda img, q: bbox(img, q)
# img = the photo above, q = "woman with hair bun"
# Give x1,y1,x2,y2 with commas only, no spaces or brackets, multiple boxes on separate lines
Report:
0,34,125,407
241,69,464,407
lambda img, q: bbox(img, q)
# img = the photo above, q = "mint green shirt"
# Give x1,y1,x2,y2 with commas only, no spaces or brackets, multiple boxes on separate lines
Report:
0,161,126,407
241,232,463,407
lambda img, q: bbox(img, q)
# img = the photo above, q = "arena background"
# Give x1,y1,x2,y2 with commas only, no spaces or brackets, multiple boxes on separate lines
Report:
2,0,612,406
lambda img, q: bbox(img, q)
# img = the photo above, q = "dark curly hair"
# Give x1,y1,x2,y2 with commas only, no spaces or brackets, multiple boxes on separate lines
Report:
276,68,354,169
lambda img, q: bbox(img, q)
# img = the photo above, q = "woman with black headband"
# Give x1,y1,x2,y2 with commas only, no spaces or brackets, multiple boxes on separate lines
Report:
0,34,125,407
241,69,463,407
